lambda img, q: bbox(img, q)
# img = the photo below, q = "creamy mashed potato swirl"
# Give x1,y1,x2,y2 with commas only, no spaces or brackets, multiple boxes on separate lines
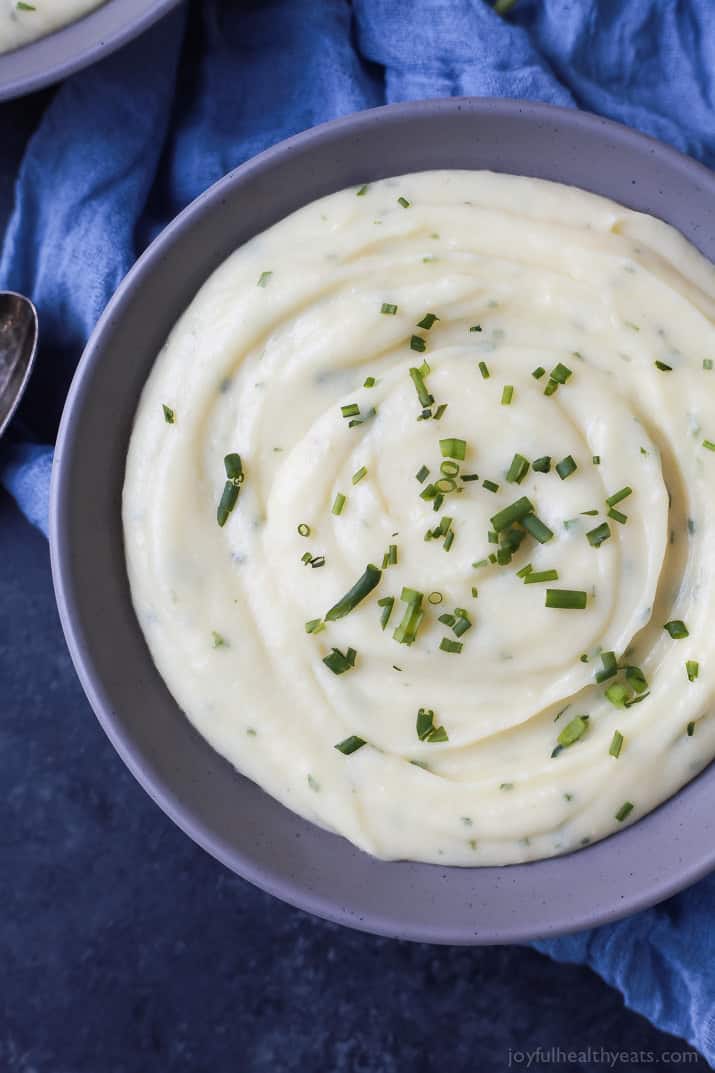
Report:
0,0,106,53
124,171,715,865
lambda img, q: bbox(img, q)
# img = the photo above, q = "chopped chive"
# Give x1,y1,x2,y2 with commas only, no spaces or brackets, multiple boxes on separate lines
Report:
615,801,634,822
310,555,325,569
550,363,572,384
605,682,630,708
438,612,456,627
416,464,430,483
471,586,479,597
592,455,601,465
443,530,455,551
356,184,369,196
304,619,325,634
409,365,434,408
488,530,498,544
440,438,466,460
522,512,554,543
581,510,598,516
440,637,463,654
162,403,175,424
491,496,533,532
686,660,699,682
654,360,672,371
461,473,479,482
387,544,398,565
437,516,453,536
704,359,713,370
506,453,530,484
687,721,696,736
440,460,460,478
606,487,632,507
417,313,439,329
557,715,589,747
496,546,512,565
432,493,444,511
428,591,443,605
352,466,368,485
608,507,627,524
427,725,448,743
703,440,715,452
435,478,456,494
348,406,376,428
416,708,435,741
664,620,689,639
532,456,551,473
482,479,500,493
393,588,425,646
580,654,589,662
217,476,241,527
257,271,272,287
555,455,577,480
545,589,587,610
595,651,618,683
211,631,226,648
544,378,559,396
297,523,311,537
586,522,611,547
301,552,312,564
469,324,482,333
609,731,624,758
501,385,514,405
478,361,490,379
516,563,533,578
323,647,357,675
378,596,395,630
410,334,426,353
419,483,437,501
341,403,360,418
524,569,559,584
325,563,381,621
531,366,546,380
335,735,366,754
453,615,471,637
397,196,411,208
364,376,376,387
624,666,648,694
332,492,346,515
433,403,448,420
380,302,398,315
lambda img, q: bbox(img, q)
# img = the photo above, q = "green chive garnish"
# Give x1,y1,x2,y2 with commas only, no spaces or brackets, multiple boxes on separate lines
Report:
532,456,551,473
378,596,395,630
482,479,500,493
501,385,514,405
608,507,627,524
615,802,634,822
587,522,611,547
555,455,577,480
409,365,433,408
416,708,435,740
428,591,443,604
440,460,460,477
506,453,530,484
625,665,648,694
550,363,572,384
532,366,546,380
491,496,533,532
522,513,554,543
469,324,482,333
595,651,618,683
381,302,397,315
162,404,175,423
443,530,455,552
417,313,439,329
393,588,425,646
356,184,369,196
544,379,559,396
523,569,559,584
433,403,448,420
606,487,632,507
461,473,479,482
686,660,699,682
557,715,589,747
397,196,411,208
664,620,689,639
478,361,490,379
545,589,587,610
332,492,346,515
416,464,430,483
609,731,624,758
592,455,601,465
605,682,630,708
212,631,226,648
704,359,713,370
341,403,360,419
655,360,672,371
323,647,357,675
325,564,381,621
335,736,366,754
257,271,272,287
439,437,466,460
410,335,426,353
297,523,311,537
687,721,696,736
364,376,376,388
352,466,367,485
440,637,463,654
216,453,245,527
305,619,325,634
703,440,715,452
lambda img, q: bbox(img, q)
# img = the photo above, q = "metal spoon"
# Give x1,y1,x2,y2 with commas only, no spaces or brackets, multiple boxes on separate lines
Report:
0,292,38,440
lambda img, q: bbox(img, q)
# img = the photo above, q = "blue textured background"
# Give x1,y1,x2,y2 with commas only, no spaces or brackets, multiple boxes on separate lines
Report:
1,1,715,1066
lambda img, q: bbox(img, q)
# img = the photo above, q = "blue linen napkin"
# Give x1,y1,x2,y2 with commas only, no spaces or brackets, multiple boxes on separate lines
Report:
1,0,713,1057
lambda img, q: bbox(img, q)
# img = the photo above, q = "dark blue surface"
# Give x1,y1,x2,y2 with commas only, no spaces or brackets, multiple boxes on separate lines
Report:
0,488,706,1072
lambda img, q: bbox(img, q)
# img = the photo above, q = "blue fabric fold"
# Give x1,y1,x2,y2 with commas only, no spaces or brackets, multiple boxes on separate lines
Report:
1,0,713,1057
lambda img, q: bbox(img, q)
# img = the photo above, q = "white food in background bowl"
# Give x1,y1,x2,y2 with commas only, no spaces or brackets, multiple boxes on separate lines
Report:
0,0,106,54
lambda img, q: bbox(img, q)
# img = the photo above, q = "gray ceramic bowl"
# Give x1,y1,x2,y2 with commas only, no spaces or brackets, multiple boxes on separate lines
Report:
50,99,715,944
0,0,180,101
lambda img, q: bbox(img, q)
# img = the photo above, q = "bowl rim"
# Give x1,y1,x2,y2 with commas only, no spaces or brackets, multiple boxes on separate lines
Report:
50,97,715,944
0,0,181,102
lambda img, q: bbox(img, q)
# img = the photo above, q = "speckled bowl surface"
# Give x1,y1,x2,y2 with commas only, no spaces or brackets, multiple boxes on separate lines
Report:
50,99,715,944
0,0,180,101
